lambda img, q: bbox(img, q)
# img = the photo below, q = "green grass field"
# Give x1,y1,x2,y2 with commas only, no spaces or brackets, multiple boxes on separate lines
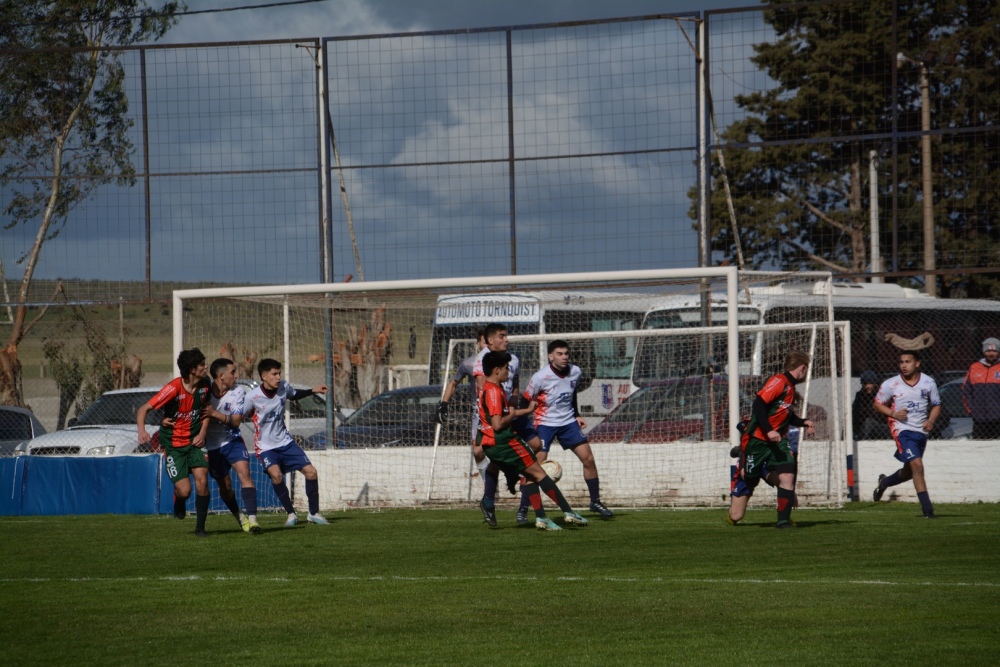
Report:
2,503,998,666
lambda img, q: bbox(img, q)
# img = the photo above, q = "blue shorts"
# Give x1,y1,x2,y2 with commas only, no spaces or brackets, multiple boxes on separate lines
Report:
207,438,250,479
893,429,928,463
538,422,588,453
258,442,312,473
512,415,539,443
730,462,772,498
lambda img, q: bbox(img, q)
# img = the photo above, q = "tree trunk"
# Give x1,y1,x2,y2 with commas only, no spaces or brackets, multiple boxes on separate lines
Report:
0,344,24,407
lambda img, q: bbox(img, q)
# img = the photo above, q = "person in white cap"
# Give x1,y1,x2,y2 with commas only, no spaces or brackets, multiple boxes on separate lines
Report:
961,337,1000,439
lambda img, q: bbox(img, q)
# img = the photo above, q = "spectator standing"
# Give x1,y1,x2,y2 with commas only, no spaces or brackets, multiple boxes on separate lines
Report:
961,337,1000,439
853,370,889,439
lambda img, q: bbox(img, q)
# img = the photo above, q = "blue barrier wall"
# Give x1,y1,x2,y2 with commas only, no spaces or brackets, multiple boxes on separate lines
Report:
0,454,282,516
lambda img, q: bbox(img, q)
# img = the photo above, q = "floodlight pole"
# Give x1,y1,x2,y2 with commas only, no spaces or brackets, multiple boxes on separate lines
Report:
898,52,936,297
868,150,882,283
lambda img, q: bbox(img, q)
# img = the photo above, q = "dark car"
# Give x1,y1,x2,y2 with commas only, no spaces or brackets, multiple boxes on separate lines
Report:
0,405,47,457
937,378,972,439
303,385,475,449
588,375,828,444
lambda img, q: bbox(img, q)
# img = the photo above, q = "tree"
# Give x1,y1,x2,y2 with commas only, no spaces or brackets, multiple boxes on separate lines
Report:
697,0,999,295
0,1,183,406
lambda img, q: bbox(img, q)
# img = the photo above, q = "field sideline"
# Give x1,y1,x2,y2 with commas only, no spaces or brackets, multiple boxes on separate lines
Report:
2,503,998,666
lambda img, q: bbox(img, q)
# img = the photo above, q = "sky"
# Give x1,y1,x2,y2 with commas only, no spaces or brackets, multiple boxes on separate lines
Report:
4,0,765,298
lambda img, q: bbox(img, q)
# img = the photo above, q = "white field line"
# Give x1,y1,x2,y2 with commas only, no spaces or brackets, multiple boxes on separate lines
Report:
0,575,996,588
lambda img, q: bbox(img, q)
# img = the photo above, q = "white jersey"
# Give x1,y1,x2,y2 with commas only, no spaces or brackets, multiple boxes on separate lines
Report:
524,364,581,427
246,380,296,453
875,373,940,437
473,347,520,401
204,385,246,451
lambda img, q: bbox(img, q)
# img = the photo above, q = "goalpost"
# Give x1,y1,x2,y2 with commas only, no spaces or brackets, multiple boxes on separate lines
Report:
174,268,849,510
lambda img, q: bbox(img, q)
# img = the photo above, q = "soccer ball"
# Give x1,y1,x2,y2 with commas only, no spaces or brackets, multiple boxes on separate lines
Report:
540,459,562,482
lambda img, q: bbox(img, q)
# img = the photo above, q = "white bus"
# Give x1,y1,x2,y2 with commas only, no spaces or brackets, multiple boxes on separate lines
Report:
428,291,663,416
632,281,1000,387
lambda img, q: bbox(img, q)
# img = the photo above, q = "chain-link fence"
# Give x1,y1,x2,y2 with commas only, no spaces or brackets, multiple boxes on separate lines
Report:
3,3,999,448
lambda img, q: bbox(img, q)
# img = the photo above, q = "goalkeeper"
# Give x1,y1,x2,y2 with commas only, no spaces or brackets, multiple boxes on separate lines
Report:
436,328,487,483
477,350,588,531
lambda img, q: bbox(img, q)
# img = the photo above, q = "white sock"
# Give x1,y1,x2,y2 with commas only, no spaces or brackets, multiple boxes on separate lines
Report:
475,457,490,475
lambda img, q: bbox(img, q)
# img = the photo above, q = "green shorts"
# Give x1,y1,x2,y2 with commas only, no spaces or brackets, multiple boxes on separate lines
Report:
164,446,208,484
742,436,795,485
478,433,537,474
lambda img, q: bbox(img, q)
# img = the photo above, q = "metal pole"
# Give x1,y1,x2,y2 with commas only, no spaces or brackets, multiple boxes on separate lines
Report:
506,30,517,275
919,63,935,297
139,48,152,303
869,150,882,283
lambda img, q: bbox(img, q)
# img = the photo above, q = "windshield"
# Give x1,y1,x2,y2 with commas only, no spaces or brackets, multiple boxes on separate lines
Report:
428,322,538,385
76,391,161,426
633,307,759,384
0,410,34,441
343,390,439,427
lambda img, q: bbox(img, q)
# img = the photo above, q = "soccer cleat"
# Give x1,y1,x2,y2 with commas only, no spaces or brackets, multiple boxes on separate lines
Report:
923,512,938,519
535,517,562,531
515,506,530,525
307,513,329,525
726,515,738,526
479,500,497,528
563,511,589,526
729,444,742,458
284,514,298,527
872,474,887,502
239,514,251,533
775,520,797,529
248,520,263,534
589,500,614,519
194,529,209,538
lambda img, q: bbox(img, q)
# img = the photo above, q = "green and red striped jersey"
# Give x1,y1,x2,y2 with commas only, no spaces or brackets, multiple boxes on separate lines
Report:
150,377,211,448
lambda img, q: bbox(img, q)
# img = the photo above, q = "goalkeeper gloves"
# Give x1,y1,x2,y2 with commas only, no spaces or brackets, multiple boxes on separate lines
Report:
435,401,448,424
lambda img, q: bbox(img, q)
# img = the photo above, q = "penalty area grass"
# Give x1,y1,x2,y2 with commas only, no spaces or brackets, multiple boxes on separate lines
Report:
1,503,998,666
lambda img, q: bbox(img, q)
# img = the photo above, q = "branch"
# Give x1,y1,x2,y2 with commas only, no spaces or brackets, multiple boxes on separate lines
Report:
783,240,850,272
20,280,65,341
798,197,855,235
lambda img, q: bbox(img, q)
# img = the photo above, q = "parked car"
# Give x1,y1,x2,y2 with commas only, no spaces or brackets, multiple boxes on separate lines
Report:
0,405,47,457
588,375,828,444
24,387,163,456
303,385,474,449
937,378,972,439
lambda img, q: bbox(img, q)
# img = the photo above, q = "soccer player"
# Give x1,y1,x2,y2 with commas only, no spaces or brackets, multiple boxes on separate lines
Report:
871,350,942,518
478,350,588,531
137,348,213,537
728,419,800,525
738,351,815,529
436,328,488,481
517,340,613,522
202,357,262,534
244,358,330,527
473,323,543,499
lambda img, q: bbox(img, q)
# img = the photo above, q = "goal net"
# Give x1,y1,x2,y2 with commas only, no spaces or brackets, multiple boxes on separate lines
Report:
175,268,849,510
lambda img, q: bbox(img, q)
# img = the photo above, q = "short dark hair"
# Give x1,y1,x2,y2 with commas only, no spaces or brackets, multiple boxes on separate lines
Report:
476,327,487,343
482,350,511,377
784,350,810,372
900,350,921,362
257,357,282,377
483,323,507,342
548,339,569,354
177,348,205,378
210,357,234,379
